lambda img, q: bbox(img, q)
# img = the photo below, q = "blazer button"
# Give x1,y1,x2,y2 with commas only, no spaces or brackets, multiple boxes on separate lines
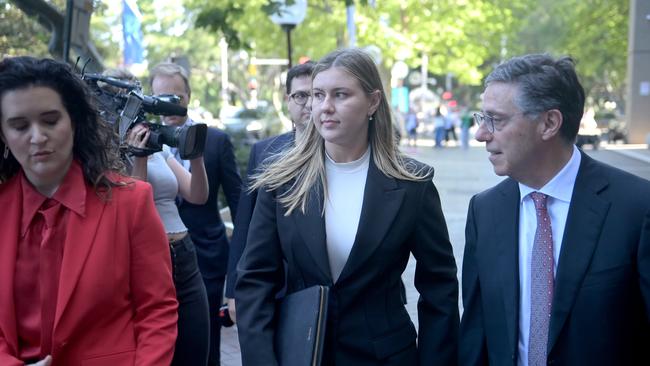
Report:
548,359,556,365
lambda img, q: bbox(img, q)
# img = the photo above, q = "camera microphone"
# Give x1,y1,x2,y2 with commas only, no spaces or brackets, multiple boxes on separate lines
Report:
141,95,187,116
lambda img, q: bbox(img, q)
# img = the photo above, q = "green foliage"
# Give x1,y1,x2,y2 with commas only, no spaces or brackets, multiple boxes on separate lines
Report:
0,0,54,57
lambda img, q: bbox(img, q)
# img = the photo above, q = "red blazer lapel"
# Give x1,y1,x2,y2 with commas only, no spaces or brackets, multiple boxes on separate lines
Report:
0,176,22,355
54,188,107,333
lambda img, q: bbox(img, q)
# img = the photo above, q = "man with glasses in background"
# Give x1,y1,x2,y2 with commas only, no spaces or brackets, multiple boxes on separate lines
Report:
459,54,650,366
224,61,315,322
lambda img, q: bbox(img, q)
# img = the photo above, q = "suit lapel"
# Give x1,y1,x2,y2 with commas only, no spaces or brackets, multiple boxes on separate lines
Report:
548,154,609,350
494,179,521,355
337,159,405,283
0,177,22,355
292,181,332,283
54,189,107,332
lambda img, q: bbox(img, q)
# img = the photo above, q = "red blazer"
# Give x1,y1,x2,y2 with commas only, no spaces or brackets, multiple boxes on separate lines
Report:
0,172,178,366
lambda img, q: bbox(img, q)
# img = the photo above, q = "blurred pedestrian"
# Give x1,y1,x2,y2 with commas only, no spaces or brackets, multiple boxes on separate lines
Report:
0,56,177,365
433,107,446,148
459,107,474,150
405,107,418,147
236,48,458,365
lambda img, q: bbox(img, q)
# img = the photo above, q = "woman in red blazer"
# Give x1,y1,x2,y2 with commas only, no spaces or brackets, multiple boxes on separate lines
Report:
0,56,178,366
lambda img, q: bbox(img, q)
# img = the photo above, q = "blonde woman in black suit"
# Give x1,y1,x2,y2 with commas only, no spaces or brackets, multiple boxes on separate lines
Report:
236,48,459,366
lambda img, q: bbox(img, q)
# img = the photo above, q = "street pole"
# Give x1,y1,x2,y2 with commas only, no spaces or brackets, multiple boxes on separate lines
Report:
283,24,295,69
62,0,74,63
219,37,229,106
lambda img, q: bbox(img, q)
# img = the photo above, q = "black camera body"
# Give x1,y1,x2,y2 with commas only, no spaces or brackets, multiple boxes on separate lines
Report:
83,73,206,159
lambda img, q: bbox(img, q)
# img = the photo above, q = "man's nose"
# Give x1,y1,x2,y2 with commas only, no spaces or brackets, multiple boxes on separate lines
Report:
474,123,492,142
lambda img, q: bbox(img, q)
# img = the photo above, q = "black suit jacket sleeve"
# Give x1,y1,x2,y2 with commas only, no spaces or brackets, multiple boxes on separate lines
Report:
459,196,489,366
640,210,650,319
218,132,242,221
235,187,284,366
412,180,460,365
226,142,261,298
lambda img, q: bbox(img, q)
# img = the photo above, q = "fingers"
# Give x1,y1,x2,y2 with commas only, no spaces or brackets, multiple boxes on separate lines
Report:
227,297,237,323
127,125,150,148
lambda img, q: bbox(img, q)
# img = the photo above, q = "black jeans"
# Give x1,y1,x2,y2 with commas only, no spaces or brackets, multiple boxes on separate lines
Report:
169,235,210,366
204,274,225,366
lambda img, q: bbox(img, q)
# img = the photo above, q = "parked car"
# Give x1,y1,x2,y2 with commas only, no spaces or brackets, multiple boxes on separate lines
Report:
219,103,283,142
595,111,628,144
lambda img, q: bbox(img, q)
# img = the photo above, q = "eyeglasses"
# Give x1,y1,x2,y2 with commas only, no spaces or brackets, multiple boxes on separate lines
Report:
289,91,311,106
473,112,499,133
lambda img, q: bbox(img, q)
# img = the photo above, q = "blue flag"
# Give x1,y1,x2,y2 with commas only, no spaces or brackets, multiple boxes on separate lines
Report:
122,0,144,65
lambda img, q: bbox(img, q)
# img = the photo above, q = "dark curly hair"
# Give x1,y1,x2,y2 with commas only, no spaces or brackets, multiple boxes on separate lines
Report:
0,56,125,193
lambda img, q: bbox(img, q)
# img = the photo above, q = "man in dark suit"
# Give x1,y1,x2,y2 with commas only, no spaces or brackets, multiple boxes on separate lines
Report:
150,62,242,366
459,54,650,366
224,61,315,321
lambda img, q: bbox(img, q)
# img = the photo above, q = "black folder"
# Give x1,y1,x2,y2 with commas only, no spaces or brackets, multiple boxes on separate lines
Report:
275,285,329,366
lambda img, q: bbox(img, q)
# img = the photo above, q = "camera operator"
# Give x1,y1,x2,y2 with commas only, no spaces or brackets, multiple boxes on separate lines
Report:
150,62,242,366
102,67,211,366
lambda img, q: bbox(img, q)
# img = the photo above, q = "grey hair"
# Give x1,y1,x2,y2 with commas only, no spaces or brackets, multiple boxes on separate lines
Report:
149,62,191,96
485,54,585,143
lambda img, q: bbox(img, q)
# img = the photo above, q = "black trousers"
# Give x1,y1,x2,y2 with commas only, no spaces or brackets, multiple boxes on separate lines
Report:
203,274,225,366
169,236,210,366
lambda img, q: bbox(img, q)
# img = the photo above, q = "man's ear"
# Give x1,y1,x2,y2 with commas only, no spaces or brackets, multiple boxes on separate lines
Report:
368,90,381,117
540,109,563,140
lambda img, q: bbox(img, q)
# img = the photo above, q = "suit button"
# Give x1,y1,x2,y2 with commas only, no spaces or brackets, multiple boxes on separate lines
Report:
548,359,556,365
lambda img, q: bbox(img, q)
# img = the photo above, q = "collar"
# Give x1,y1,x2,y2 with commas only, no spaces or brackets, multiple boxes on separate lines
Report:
519,145,581,203
20,160,87,236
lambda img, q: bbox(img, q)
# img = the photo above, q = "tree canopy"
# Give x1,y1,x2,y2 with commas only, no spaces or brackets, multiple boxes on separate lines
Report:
1,0,630,112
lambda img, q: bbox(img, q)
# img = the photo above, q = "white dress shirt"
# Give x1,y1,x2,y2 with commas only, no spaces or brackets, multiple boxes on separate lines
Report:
324,147,370,283
517,145,581,366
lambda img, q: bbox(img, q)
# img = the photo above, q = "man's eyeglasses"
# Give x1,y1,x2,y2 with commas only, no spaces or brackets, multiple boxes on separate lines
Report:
473,112,497,133
289,91,311,106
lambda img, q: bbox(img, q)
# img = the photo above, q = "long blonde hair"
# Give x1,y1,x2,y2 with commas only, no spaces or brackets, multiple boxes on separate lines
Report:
250,48,431,215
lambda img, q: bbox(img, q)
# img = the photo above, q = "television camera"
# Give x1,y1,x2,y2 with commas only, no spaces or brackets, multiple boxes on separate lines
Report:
83,73,206,159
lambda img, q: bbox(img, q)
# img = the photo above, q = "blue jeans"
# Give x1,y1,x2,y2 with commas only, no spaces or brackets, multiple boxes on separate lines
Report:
169,235,210,366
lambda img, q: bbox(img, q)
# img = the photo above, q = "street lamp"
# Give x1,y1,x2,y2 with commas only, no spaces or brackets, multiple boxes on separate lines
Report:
269,0,307,69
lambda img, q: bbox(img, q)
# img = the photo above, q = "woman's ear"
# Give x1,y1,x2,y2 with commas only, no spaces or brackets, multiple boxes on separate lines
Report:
368,90,381,117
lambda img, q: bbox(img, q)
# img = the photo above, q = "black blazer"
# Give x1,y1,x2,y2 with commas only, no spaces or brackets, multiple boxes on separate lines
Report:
459,151,650,365
178,126,242,279
236,157,459,366
225,132,295,297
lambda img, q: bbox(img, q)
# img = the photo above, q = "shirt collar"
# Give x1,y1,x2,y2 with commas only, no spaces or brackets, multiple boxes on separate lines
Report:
20,160,87,236
519,145,581,204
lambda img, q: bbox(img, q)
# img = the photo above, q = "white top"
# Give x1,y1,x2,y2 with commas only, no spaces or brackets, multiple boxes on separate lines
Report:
324,147,371,283
517,145,581,366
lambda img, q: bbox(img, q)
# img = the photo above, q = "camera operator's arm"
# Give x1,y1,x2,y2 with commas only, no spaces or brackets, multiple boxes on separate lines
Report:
126,125,150,180
166,156,209,205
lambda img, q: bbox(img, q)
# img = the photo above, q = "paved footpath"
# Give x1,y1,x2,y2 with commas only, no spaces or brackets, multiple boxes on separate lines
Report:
221,140,650,365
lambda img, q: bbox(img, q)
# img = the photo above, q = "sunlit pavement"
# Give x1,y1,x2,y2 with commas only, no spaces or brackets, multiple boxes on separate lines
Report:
220,138,650,366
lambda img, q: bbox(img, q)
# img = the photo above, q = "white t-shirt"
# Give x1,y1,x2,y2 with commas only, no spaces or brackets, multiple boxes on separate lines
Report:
324,147,371,282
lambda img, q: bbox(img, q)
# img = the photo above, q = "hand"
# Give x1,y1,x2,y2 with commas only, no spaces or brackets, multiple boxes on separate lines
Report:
126,124,150,149
227,297,237,324
27,355,52,366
